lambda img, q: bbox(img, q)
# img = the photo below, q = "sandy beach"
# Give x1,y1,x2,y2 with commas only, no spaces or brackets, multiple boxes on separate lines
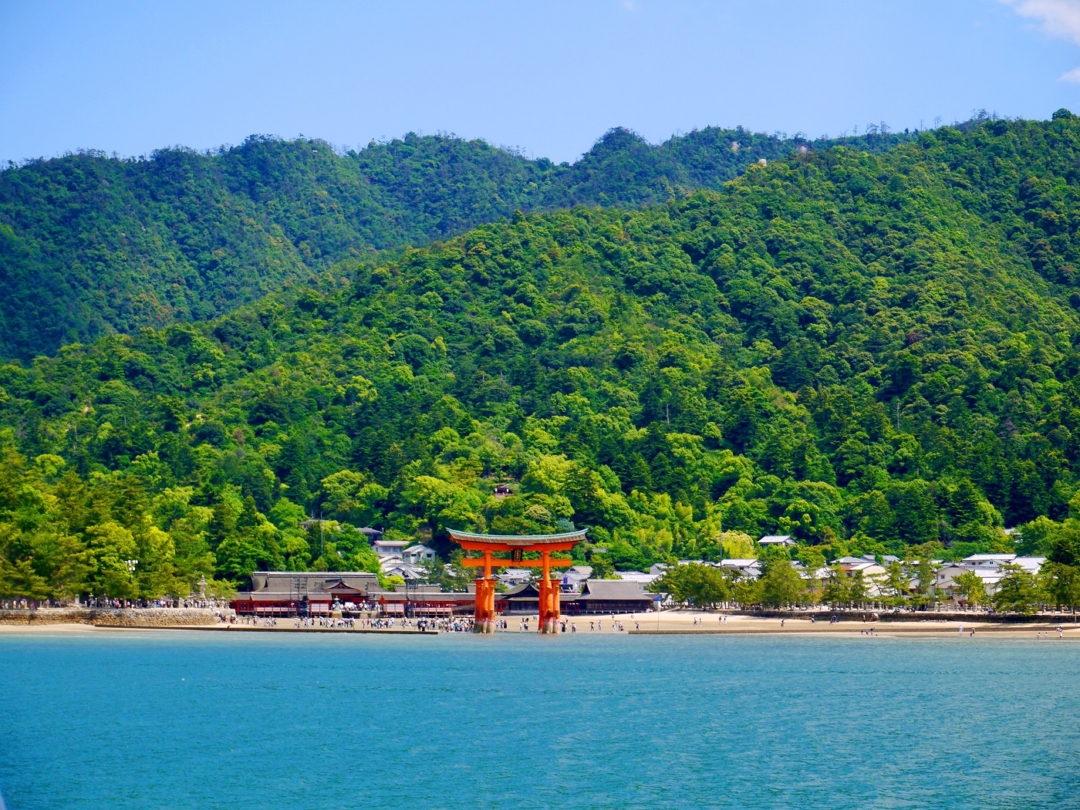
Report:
620,611,1080,638
3,611,1079,639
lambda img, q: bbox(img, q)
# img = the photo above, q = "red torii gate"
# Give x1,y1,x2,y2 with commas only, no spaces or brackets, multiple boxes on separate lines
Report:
448,529,587,633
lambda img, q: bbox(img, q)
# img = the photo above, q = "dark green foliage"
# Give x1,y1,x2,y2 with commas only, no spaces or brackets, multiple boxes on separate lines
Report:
0,127,913,360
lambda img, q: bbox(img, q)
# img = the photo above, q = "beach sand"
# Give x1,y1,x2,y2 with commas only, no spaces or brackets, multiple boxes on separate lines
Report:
3,612,1079,639
619,611,1080,638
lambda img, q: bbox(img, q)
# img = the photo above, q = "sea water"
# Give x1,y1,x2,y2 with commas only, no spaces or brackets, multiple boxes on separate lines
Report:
1,631,1078,809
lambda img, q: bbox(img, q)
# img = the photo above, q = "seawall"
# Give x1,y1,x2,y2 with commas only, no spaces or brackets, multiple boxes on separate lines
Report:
0,608,221,627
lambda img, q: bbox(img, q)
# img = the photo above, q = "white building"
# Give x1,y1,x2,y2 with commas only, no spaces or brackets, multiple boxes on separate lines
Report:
402,544,436,565
373,540,409,558
758,535,795,547
615,570,659,585
379,558,426,580
496,568,533,587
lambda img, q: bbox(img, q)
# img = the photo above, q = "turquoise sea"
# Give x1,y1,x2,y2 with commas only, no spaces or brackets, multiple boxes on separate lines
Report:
1,631,1078,809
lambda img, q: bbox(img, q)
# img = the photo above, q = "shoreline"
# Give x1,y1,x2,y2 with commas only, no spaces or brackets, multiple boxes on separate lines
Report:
3,613,1078,640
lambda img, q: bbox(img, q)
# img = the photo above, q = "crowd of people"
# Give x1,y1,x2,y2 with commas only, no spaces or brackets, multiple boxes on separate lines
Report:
218,611,647,633
219,612,484,632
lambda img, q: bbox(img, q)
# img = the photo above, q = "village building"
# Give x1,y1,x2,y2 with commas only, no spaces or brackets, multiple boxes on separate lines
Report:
720,558,762,579
402,544,436,565
496,568,533,587
560,565,593,592
834,557,889,596
567,580,656,614
935,553,1046,601
758,535,795,547
380,558,426,580
612,570,659,586
373,539,409,557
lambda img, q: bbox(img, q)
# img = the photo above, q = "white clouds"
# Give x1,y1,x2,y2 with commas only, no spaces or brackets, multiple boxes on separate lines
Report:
1003,0,1080,81
1002,0,1080,45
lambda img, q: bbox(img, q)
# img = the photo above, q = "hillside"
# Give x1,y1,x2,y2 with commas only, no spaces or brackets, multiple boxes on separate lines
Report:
0,126,913,361
5,113,1080,600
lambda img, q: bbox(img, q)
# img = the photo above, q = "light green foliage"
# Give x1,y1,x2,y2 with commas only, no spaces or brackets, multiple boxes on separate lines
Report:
952,571,987,606
759,559,807,607
649,562,732,607
992,564,1043,614
719,531,755,559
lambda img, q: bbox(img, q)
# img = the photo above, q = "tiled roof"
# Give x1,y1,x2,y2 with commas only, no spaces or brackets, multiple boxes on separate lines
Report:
579,580,652,600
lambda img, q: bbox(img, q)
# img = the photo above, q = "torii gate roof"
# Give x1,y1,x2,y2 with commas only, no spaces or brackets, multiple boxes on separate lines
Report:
447,529,587,548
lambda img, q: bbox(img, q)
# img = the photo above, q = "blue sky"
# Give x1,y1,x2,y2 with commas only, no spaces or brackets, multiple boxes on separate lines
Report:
3,0,1080,164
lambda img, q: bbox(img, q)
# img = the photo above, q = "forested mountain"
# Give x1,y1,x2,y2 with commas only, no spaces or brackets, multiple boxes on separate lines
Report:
0,126,913,361
5,112,1080,601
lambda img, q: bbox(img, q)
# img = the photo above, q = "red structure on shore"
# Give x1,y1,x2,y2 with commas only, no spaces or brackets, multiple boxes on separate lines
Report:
447,529,587,633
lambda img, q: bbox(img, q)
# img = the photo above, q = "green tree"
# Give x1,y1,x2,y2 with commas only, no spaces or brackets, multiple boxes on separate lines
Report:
1039,562,1080,614
952,571,987,607
992,564,1042,615
0,557,51,601
822,565,850,607
650,563,732,608
759,559,807,607
84,522,139,599
914,557,937,608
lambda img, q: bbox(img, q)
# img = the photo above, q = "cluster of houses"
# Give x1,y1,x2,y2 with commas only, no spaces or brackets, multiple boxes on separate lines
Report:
653,532,1047,603
933,554,1045,599
302,522,440,581
370,536,438,581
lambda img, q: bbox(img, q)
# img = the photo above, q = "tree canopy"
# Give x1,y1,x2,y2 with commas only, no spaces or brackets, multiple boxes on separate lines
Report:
0,126,913,360
5,114,1080,600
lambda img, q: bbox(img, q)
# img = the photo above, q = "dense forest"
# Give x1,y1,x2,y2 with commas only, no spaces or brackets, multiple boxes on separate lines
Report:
0,126,914,360
7,113,1080,602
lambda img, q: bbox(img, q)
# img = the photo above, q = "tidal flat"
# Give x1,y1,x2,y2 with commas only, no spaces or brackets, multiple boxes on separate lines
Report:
2,631,1079,809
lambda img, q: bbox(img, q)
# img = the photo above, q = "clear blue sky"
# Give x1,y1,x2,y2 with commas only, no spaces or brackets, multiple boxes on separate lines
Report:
3,0,1080,165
